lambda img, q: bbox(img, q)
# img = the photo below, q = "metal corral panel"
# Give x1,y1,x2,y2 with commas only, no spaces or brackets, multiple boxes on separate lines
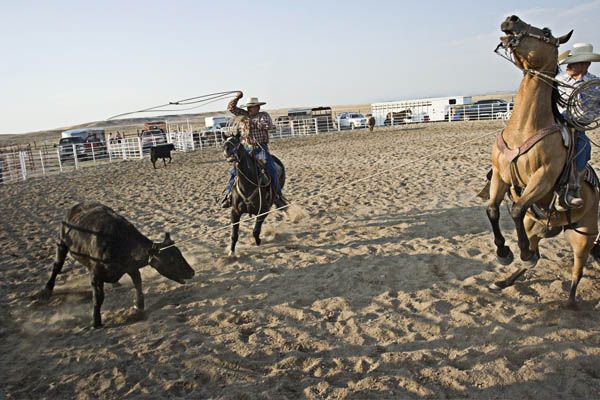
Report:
371,96,472,125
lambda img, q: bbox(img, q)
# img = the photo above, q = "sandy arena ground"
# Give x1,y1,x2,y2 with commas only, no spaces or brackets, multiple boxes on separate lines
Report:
1,121,600,399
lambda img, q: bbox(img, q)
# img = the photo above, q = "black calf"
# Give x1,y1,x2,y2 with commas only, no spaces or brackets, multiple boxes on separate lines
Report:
150,144,175,169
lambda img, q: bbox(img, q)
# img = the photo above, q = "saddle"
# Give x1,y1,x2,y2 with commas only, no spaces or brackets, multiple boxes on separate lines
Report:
254,157,284,187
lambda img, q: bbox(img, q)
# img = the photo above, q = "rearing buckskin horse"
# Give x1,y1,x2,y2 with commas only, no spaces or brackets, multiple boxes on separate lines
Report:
222,134,286,256
487,15,599,305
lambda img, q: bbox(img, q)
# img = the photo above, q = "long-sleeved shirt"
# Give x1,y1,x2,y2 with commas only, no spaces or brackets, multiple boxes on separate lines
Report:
227,95,273,145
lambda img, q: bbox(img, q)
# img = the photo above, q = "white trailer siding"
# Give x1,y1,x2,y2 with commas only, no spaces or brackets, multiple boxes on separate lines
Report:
371,96,472,125
205,116,231,128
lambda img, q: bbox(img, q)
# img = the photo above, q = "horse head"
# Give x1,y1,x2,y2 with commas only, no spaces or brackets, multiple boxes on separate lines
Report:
499,15,572,71
222,134,243,163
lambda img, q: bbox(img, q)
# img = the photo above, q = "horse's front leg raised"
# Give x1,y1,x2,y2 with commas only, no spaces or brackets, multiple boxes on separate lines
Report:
230,209,240,256
486,169,514,265
510,168,556,264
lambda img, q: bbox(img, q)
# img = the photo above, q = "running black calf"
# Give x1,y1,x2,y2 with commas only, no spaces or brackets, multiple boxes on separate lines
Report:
39,202,194,328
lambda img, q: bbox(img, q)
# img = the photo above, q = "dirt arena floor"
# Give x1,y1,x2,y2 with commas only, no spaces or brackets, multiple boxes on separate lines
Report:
1,121,600,399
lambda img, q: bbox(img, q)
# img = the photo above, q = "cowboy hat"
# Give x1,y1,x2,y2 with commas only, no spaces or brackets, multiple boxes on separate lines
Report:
244,97,266,107
559,43,600,65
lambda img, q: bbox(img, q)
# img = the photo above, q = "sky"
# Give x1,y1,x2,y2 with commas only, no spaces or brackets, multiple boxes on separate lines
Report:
1,0,600,135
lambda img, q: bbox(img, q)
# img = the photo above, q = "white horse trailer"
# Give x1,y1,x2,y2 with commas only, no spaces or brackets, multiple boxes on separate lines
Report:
371,96,472,126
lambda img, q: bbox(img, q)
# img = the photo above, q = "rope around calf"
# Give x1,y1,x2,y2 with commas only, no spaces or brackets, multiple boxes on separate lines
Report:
160,127,503,251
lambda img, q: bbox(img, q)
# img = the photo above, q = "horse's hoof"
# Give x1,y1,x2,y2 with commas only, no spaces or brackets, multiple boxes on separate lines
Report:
488,282,506,291
228,250,236,257
36,287,53,302
566,300,579,310
488,268,527,292
92,323,103,329
496,248,514,266
522,252,539,268
254,236,261,246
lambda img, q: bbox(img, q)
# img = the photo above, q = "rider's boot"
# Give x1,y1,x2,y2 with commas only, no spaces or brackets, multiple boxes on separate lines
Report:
221,192,232,208
566,170,585,209
274,194,288,210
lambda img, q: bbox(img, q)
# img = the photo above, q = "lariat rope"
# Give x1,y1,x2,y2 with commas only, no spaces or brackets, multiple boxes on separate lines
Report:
494,45,600,132
106,91,239,120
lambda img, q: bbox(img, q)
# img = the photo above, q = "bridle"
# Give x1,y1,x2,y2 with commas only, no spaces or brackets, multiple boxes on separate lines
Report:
224,138,241,163
499,22,561,49
494,27,575,91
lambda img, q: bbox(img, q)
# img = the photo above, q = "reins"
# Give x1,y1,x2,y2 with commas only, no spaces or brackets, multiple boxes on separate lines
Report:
494,45,574,91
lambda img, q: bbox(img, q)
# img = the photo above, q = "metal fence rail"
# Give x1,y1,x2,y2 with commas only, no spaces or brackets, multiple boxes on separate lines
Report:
377,103,513,126
0,107,509,186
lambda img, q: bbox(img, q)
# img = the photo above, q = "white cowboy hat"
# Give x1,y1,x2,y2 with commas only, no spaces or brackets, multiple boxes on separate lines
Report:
244,97,266,107
559,43,600,65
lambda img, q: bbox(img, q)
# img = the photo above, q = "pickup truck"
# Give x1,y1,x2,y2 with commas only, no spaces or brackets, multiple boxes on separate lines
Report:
58,137,87,162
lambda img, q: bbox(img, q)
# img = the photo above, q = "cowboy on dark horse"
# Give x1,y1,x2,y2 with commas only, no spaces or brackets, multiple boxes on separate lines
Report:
221,91,287,209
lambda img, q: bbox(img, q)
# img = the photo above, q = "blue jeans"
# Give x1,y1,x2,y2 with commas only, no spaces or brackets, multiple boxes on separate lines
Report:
575,131,591,172
226,144,282,196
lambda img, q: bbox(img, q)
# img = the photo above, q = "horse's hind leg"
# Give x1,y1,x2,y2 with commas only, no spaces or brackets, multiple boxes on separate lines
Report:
486,169,513,264
522,215,542,279
565,223,596,307
253,215,267,246
230,210,240,256
40,242,69,298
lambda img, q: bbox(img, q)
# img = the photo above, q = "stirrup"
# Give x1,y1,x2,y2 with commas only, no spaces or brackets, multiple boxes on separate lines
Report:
274,195,287,209
567,194,584,208
221,193,232,209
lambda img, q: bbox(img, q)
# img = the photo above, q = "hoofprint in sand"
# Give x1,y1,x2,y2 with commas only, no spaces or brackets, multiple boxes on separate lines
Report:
1,121,600,399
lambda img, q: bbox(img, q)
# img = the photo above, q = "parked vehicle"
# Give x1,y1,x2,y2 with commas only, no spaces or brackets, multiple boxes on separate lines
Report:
143,121,166,133
449,100,512,121
62,128,106,144
469,99,509,119
141,130,167,150
58,137,86,162
337,112,367,129
205,116,232,129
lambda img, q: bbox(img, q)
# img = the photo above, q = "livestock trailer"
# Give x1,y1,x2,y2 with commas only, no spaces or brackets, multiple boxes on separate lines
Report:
371,96,472,126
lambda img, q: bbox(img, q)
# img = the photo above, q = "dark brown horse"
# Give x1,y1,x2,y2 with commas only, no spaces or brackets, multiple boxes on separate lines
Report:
487,15,599,305
222,135,286,256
